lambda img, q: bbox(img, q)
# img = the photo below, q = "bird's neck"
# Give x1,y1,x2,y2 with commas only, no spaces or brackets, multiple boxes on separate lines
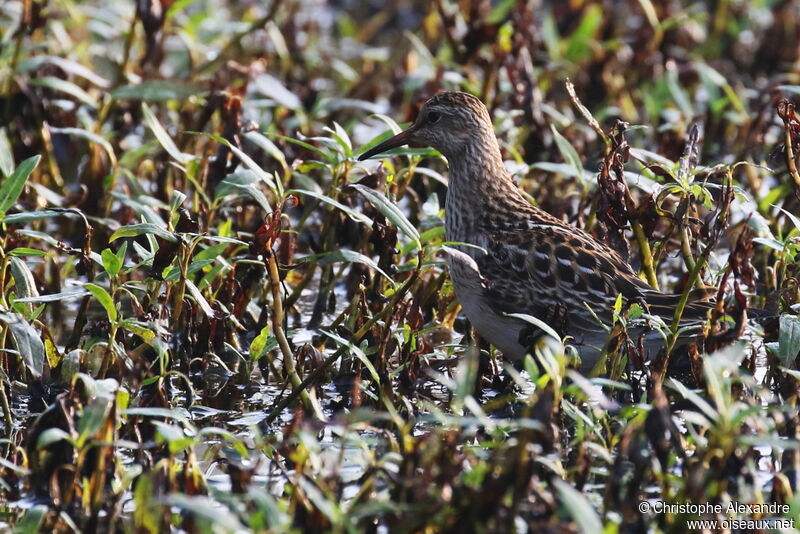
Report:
444,134,527,244
446,135,519,201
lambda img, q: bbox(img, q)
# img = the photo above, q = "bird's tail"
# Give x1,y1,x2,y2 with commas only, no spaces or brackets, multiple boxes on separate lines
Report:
643,287,716,322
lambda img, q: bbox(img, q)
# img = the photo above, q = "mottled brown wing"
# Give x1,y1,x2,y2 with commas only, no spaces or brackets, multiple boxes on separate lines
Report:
472,222,655,334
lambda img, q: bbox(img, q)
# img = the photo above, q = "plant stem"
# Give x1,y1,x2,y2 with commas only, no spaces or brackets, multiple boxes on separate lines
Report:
265,249,323,419
680,226,696,272
0,379,11,430
171,243,189,329
632,221,658,289
264,266,419,425
657,173,733,382
783,116,800,198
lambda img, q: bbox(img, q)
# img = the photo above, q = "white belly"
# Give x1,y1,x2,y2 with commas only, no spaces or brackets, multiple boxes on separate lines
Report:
444,247,605,371
445,250,527,361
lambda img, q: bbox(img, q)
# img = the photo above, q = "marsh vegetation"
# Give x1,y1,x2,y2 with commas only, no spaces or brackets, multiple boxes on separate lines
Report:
0,1,800,532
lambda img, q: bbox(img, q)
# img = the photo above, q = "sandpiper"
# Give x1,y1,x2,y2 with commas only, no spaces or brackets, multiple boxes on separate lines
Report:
359,92,713,371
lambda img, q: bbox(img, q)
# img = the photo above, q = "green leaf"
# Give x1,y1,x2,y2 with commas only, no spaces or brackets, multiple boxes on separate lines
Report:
142,103,193,165
169,190,187,218
296,477,343,524
36,428,73,450
530,162,592,181
15,505,48,534
399,225,444,255
274,134,328,157
101,248,122,278
15,289,89,303
613,293,623,315
9,256,39,315
165,0,202,20
0,127,14,178
165,494,246,531
244,130,289,171
319,330,380,383
778,314,800,366
76,396,112,447
0,455,31,476
115,241,128,269
0,155,40,219
153,421,195,454
109,223,178,243
550,125,585,184
184,279,214,318
564,4,603,63
326,122,353,158
504,312,562,344
553,478,603,534
43,331,61,370
2,209,63,224
247,488,290,528
249,325,271,361
214,170,257,197
122,407,191,421
780,207,800,234
192,242,228,262
49,126,117,166
665,66,694,119
29,76,97,108
8,248,46,257
85,283,117,322
118,318,156,341
287,188,372,226
752,237,785,252
349,183,420,248
253,73,302,110
0,311,45,378
488,0,516,23
300,249,394,284
668,378,718,422
111,80,202,102
18,55,110,88
228,179,272,213
202,133,278,196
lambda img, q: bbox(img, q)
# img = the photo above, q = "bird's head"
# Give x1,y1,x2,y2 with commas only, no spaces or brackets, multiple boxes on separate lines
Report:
358,92,493,161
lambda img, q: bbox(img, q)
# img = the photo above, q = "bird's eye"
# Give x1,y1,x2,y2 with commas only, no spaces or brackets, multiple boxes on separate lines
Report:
427,111,441,124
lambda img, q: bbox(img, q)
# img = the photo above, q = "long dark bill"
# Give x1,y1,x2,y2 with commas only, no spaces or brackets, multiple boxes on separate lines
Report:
357,128,414,160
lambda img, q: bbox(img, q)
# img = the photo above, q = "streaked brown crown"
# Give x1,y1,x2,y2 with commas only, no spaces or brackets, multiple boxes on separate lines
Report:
425,92,487,113
407,92,496,159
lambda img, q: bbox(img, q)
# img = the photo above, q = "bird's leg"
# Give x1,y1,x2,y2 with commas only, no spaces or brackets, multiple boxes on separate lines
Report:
551,303,569,338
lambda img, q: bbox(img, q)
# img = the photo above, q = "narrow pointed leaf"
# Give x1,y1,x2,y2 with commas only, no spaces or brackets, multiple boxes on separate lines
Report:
553,479,603,534
49,126,117,166
300,249,394,283
0,155,40,219
185,279,215,318
550,125,585,183
319,330,380,383
349,183,420,247
0,128,13,178
288,188,372,225
85,283,117,322
30,76,97,108
142,103,192,165
109,223,178,243
0,311,45,378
